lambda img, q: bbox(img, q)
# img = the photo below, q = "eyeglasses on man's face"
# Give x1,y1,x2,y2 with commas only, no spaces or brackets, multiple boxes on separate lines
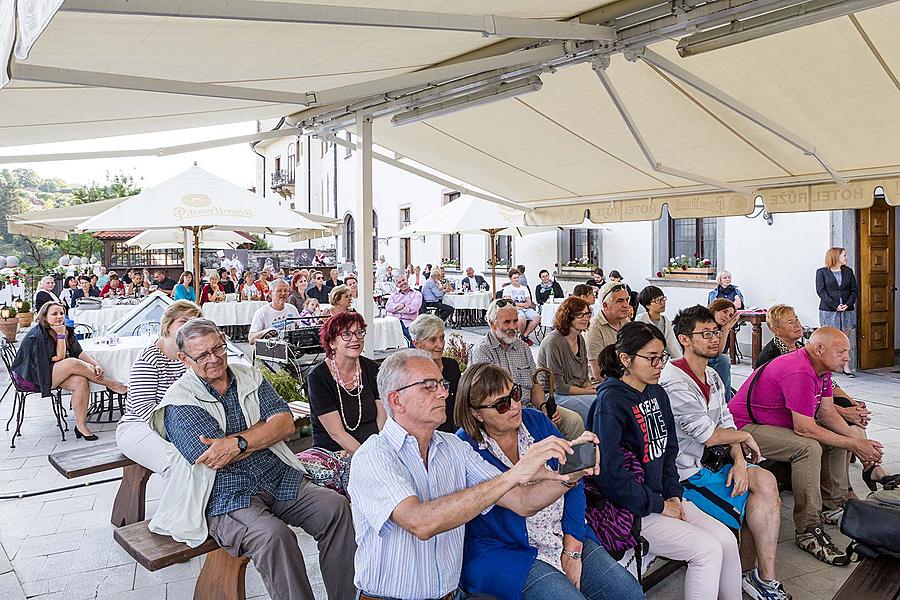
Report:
339,328,367,342
184,340,228,364
473,384,522,414
633,352,670,367
689,329,723,340
395,378,451,394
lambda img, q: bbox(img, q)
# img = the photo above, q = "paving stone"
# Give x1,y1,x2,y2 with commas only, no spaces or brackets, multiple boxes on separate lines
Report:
38,495,95,517
14,530,84,559
0,571,26,600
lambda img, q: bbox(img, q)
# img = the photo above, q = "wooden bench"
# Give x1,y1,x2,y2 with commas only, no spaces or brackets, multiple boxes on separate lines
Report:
114,520,250,600
833,556,900,600
48,442,151,527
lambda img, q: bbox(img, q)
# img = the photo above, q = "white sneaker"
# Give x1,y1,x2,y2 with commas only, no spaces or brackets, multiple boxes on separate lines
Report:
742,569,792,600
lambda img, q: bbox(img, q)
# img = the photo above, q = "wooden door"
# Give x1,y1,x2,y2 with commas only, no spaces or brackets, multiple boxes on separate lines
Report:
858,198,895,369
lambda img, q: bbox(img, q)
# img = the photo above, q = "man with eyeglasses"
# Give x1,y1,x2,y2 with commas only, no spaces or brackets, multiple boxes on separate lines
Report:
349,349,596,600
470,299,585,441
307,270,331,304
248,279,300,344
147,318,356,600
586,281,633,381
660,306,790,600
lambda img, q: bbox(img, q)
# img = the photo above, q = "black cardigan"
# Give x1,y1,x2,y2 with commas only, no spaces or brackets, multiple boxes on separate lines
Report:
815,266,858,311
534,281,564,305
11,325,82,397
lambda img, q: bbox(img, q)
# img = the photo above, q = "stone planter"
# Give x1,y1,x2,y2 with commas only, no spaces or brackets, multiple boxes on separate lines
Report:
663,267,716,280
0,317,18,342
16,311,33,328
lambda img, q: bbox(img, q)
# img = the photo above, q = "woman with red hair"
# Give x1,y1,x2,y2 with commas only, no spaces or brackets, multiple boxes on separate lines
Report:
297,311,385,496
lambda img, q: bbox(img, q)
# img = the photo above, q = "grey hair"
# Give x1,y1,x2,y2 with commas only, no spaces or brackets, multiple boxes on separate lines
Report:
269,278,290,292
486,298,517,323
408,313,445,342
40,275,55,286
715,270,732,285
376,348,432,417
175,317,222,352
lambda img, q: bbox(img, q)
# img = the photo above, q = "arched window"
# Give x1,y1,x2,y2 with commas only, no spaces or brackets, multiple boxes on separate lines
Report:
344,214,355,264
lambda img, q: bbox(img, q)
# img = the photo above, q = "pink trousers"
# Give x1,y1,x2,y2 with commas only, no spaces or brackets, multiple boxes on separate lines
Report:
642,499,742,600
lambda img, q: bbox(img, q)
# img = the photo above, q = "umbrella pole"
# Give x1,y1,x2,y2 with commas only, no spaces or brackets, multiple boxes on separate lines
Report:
490,231,497,293
192,227,201,283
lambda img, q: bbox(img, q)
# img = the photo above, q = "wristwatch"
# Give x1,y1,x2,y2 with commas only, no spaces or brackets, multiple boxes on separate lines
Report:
235,435,248,454
562,549,582,560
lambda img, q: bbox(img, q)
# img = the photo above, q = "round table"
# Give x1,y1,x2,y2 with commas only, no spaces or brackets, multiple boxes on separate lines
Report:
443,291,492,327
71,305,134,334
202,301,268,327
80,335,156,390
372,317,406,351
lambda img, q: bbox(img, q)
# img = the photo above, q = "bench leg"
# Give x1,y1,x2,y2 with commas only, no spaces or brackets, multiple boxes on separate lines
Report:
111,464,152,527
194,548,249,600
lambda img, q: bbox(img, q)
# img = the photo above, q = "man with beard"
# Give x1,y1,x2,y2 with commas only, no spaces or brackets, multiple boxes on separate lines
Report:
469,299,584,440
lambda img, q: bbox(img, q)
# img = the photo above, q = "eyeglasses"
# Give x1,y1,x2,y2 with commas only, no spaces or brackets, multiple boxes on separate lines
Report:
688,329,723,339
602,284,627,301
575,310,592,319
495,299,511,308
473,385,522,414
339,328,367,341
183,341,228,364
395,378,451,393
652,296,668,303
633,352,670,367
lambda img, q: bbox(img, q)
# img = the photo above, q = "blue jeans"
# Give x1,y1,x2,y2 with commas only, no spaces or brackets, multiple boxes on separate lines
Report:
357,589,496,600
521,538,644,600
554,394,596,424
708,353,733,400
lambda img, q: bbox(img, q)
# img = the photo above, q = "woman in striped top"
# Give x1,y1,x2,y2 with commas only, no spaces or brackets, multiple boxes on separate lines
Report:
115,300,202,475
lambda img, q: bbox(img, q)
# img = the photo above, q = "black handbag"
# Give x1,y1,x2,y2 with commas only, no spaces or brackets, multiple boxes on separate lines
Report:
840,498,900,561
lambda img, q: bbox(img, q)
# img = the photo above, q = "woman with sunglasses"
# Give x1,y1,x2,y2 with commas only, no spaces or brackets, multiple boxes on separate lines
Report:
536,296,598,421
455,363,642,600
589,322,741,600
299,311,385,496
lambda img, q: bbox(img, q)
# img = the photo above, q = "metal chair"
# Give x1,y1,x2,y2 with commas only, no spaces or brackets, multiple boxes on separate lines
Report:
132,321,161,336
0,339,67,448
73,323,94,340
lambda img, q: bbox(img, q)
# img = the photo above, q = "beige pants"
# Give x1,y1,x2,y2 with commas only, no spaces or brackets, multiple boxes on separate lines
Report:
742,423,849,531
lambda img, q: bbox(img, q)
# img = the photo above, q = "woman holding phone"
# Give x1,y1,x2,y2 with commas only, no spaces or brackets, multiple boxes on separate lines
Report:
455,363,643,600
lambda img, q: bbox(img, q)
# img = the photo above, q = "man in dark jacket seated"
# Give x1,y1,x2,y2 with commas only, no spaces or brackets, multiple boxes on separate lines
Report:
460,266,489,292
534,269,564,304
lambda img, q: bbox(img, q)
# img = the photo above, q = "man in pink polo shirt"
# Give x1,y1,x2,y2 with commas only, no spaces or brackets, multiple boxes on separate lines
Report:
728,327,884,566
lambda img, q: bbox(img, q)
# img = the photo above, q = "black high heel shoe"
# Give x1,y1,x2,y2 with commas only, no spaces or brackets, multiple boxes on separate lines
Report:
862,466,900,491
74,425,99,442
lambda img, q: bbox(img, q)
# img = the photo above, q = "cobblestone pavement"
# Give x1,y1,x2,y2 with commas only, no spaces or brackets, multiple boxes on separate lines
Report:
0,329,896,599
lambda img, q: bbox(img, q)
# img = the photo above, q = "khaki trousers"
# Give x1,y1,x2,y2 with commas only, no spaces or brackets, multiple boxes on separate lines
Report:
742,423,849,531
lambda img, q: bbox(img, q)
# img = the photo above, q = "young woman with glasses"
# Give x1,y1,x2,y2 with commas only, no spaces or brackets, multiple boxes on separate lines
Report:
454,363,643,600
589,322,742,600
536,296,599,421
299,311,385,496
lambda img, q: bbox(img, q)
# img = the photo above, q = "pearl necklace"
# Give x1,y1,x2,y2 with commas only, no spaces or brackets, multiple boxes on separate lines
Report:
331,358,363,431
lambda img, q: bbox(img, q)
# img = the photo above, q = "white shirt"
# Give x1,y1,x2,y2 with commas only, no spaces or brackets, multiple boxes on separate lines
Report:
249,303,300,335
502,284,531,304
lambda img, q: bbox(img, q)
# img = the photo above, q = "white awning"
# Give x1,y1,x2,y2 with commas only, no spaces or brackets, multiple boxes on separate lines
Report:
6,196,130,240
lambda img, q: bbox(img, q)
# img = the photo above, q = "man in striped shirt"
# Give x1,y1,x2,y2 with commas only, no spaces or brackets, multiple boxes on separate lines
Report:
348,349,595,600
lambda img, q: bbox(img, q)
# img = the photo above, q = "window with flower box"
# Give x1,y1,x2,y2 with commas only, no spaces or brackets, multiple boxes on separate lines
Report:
559,229,601,269
668,217,717,266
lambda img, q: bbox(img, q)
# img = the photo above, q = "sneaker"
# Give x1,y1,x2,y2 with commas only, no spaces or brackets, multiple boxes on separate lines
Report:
795,525,850,566
821,506,844,526
742,568,792,600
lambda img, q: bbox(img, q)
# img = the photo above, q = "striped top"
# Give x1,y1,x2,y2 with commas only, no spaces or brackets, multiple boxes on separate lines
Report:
348,418,501,599
119,343,186,424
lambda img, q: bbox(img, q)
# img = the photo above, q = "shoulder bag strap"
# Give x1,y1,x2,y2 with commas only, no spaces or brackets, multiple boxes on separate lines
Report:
745,359,774,424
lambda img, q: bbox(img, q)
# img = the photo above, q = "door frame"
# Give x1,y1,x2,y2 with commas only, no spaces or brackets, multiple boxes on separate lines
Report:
856,196,895,370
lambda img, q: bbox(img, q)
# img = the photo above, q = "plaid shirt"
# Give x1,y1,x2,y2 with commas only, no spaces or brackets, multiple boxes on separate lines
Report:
469,331,537,398
164,371,301,517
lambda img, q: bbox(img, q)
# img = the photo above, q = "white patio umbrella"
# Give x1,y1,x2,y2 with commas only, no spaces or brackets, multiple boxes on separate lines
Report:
125,229,250,250
77,165,324,277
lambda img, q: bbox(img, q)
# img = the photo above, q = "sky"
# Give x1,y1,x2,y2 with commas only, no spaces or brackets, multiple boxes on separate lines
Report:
1,122,259,190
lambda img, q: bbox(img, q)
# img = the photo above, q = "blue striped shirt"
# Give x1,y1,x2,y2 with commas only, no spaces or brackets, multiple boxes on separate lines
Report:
348,418,501,599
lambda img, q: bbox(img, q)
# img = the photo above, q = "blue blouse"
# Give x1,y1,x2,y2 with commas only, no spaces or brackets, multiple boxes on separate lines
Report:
456,408,594,600
173,284,196,302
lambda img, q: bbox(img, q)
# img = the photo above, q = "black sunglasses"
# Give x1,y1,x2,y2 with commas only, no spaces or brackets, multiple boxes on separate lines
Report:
473,384,522,414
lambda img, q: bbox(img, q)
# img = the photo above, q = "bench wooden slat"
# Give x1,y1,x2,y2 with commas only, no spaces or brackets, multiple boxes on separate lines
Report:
833,556,900,600
114,520,220,571
48,442,134,478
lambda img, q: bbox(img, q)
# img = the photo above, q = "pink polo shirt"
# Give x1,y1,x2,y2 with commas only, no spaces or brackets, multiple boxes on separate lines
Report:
728,348,833,430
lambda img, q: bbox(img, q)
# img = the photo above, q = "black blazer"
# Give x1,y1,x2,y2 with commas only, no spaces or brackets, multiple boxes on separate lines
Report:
534,281,564,304
815,266,858,311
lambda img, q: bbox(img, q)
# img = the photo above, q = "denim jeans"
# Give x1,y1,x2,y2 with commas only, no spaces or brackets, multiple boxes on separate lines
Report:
521,538,644,600
554,394,597,424
707,353,733,400
357,589,497,600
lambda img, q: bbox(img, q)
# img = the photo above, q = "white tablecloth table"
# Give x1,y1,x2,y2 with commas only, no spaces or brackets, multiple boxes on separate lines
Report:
71,305,134,333
372,317,406,352
80,335,156,391
443,292,492,311
202,301,268,327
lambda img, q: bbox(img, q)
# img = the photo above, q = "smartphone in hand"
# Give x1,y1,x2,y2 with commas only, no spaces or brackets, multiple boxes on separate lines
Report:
559,442,598,475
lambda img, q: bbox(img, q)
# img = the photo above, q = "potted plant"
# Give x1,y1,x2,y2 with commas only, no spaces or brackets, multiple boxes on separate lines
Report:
0,304,18,342
443,333,474,372
661,254,715,279
13,298,32,328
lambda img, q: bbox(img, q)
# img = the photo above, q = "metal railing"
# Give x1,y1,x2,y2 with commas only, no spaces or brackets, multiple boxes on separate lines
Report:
270,169,295,189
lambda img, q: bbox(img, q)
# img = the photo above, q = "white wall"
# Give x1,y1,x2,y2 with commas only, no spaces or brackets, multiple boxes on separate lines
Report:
602,221,654,285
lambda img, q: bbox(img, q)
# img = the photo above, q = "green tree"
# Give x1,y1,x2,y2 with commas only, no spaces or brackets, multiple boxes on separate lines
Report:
71,173,141,204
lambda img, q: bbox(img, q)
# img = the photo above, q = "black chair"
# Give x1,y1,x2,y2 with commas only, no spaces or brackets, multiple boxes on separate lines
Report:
73,323,94,340
0,340,67,448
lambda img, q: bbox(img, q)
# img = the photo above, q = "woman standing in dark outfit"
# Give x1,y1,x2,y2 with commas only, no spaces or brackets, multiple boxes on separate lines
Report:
298,311,385,496
816,247,858,376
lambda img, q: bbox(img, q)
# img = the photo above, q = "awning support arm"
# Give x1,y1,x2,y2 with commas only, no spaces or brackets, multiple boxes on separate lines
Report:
590,58,754,196
633,48,847,187
322,134,532,213
59,0,616,41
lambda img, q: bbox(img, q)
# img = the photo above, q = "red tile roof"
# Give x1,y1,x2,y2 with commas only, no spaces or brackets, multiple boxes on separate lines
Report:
92,231,141,240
